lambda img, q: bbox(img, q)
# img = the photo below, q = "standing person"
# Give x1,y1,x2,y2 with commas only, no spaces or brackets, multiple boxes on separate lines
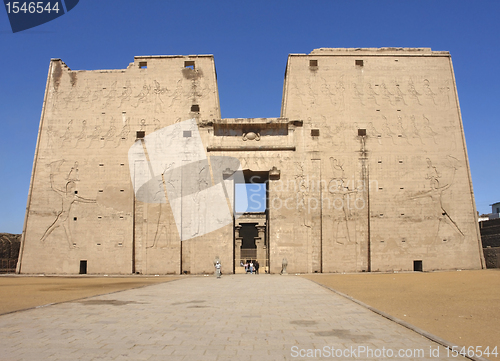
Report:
249,261,254,274
215,260,221,278
255,261,260,274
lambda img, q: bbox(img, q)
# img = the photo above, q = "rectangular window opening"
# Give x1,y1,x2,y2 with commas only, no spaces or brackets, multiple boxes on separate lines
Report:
79,260,87,275
183,130,192,138
184,60,195,69
311,129,320,137
355,59,364,66
309,59,318,67
139,61,147,69
358,129,366,136
136,131,145,139
191,104,200,112
413,260,423,272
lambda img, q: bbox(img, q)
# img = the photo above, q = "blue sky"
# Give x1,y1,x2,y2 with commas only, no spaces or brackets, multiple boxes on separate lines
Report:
1,0,499,233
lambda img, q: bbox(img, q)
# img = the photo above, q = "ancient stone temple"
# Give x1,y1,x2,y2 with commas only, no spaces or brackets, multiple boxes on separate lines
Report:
17,48,485,275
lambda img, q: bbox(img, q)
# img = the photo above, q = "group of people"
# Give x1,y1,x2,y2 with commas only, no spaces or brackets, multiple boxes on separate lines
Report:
241,260,260,274
213,259,262,278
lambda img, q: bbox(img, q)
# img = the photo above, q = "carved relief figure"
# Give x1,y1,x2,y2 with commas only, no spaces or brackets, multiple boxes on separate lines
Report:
365,83,379,105
394,83,407,105
410,157,464,241
407,79,422,105
352,83,364,105
60,120,74,148
115,118,131,148
328,158,358,245
117,80,133,107
75,120,87,148
40,161,96,248
87,119,102,149
379,83,395,105
423,79,437,105
153,80,168,113
101,118,117,148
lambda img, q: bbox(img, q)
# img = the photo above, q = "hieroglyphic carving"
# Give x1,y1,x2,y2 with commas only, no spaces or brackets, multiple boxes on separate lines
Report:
132,83,151,108
117,80,133,107
408,115,425,145
407,79,422,105
75,120,87,148
396,115,411,145
423,79,437,105
45,125,59,148
439,79,452,107
394,83,407,105
87,119,102,149
101,118,117,148
115,117,131,148
379,83,394,105
60,120,74,148
103,81,117,107
153,80,168,113
66,161,79,181
365,83,379,105
381,115,397,145
367,122,382,145
352,83,364,105
421,114,439,144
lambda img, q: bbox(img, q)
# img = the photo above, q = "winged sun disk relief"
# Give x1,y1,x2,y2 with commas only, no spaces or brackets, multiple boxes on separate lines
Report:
242,132,261,141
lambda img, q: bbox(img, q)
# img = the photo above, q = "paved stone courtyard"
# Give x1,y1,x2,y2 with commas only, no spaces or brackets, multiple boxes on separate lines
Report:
0,275,468,360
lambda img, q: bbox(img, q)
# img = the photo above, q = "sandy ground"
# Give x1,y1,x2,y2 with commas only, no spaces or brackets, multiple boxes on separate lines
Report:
0,275,179,315
303,270,500,359
0,271,498,359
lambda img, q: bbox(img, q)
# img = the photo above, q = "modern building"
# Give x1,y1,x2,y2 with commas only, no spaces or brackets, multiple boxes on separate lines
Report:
17,48,485,274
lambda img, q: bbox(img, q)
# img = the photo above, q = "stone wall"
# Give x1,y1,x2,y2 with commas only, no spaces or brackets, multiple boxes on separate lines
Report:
0,233,21,272
483,247,500,269
18,48,484,274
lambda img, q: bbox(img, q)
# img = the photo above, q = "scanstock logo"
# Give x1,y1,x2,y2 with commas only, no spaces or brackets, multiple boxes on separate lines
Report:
128,119,246,241
4,0,79,33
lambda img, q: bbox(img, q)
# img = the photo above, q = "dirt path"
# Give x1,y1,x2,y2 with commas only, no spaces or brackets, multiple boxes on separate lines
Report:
303,269,500,360
0,275,179,315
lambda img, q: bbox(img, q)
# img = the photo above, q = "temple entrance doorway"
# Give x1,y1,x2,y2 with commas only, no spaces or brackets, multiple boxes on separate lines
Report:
233,170,268,274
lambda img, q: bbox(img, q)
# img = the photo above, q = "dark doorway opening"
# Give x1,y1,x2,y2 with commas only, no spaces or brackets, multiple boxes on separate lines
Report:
233,170,269,273
79,260,87,274
240,223,258,260
413,260,423,272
